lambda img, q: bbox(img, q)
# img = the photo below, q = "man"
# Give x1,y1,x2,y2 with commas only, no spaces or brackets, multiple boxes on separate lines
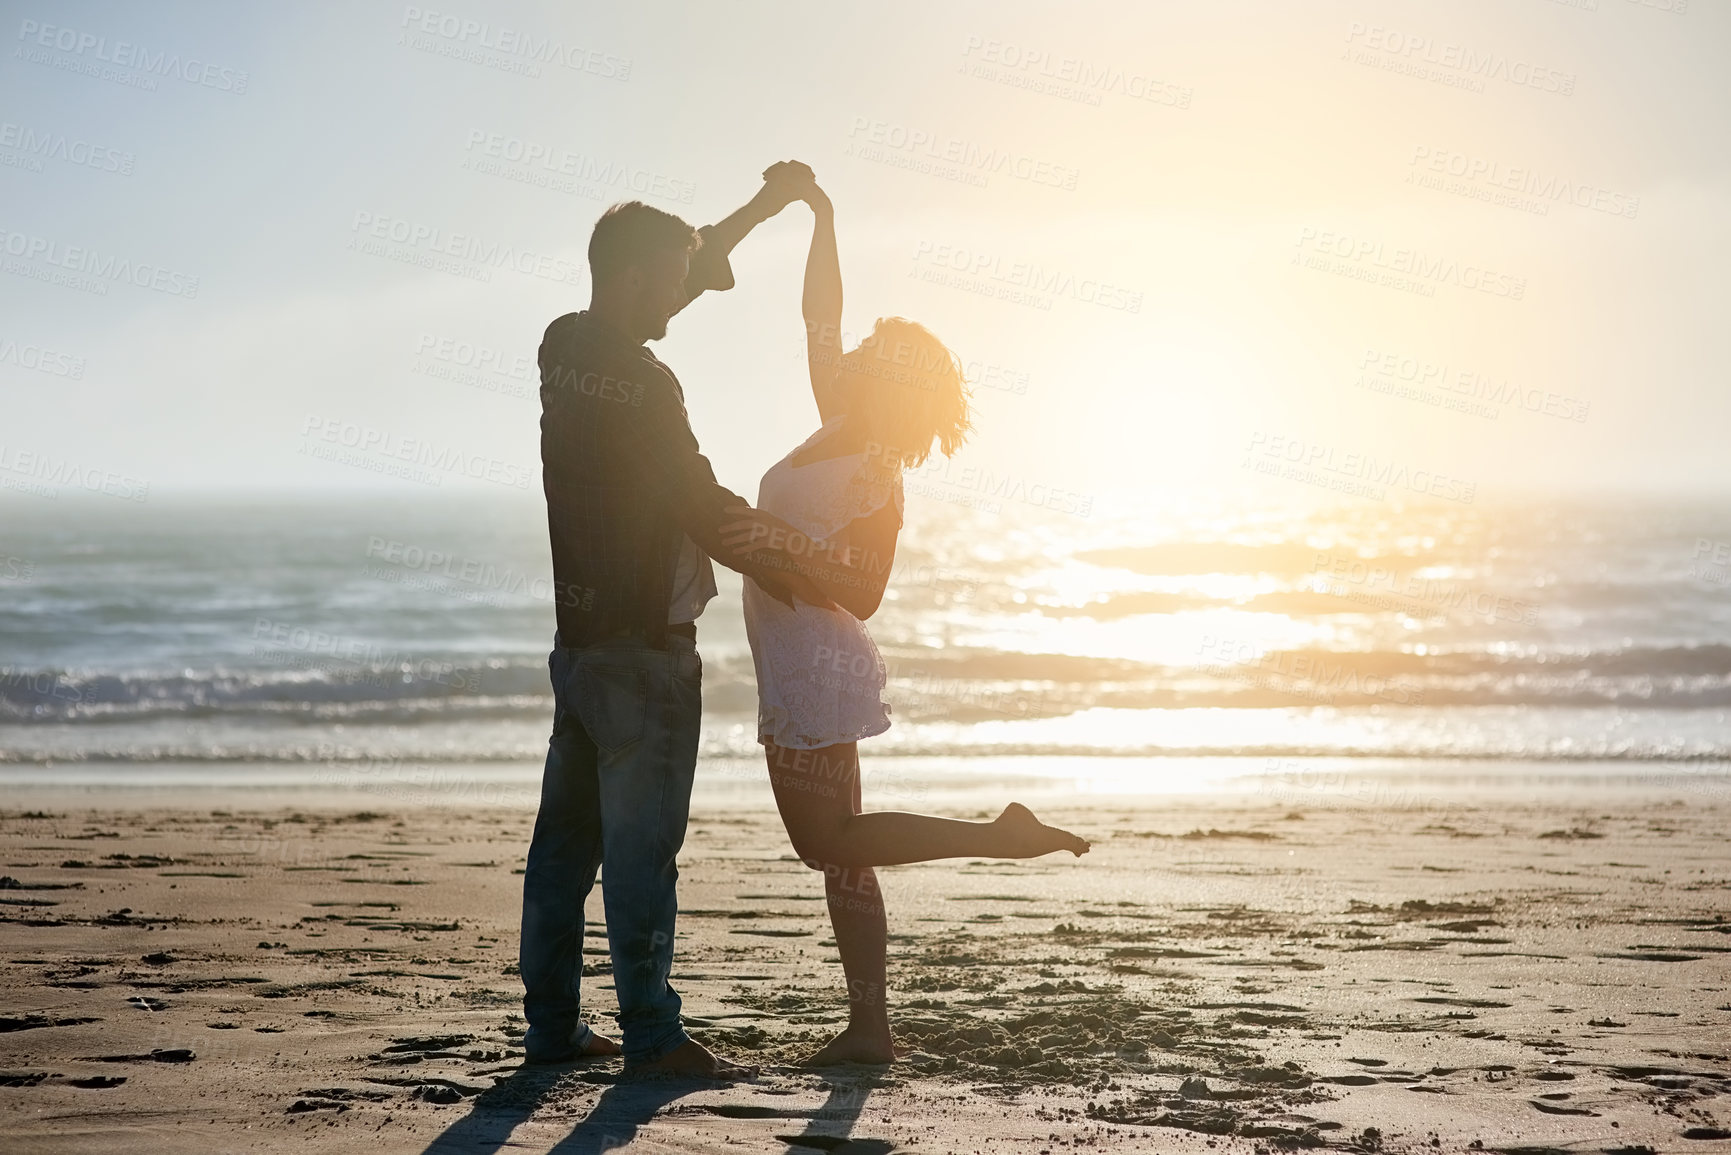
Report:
519,163,825,1078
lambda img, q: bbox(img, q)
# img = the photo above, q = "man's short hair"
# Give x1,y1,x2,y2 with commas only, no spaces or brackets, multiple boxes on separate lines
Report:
587,201,701,281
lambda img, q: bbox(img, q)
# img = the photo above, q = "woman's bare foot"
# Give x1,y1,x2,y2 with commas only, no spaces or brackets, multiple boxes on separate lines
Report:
624,1039,756,1081
802,1022,898,1067
578,1030,621,1058
994,802,1089,858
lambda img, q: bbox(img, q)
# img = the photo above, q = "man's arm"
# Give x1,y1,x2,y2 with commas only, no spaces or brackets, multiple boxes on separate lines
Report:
719,498,899,620
587,354,834,609
677,161,816,309
670,478,838,611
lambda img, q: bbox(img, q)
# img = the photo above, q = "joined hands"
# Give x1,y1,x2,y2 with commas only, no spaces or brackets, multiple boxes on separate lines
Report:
754,159,830,216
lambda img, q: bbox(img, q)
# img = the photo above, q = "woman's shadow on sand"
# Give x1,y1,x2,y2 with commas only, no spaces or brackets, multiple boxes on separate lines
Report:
418,1063,892,1154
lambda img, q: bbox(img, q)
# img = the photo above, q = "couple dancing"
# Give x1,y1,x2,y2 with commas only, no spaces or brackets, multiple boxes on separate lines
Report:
519,160,1088,1078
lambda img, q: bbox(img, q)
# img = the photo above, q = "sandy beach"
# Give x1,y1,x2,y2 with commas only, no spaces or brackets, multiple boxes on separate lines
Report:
7,0,1728,1149
2,763,1727,1154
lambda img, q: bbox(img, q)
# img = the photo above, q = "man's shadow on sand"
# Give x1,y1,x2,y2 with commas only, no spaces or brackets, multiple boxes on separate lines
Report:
419,1063,892,1155
417,1063,688,1155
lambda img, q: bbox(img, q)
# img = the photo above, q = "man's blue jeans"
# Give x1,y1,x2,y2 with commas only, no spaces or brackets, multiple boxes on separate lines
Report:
519,633,700,1064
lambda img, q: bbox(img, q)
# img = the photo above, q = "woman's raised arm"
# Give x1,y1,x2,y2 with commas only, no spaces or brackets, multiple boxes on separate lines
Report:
801,184,845,423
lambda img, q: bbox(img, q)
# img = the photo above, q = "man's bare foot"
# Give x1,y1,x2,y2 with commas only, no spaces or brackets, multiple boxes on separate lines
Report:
802,1022,898,1067
624,1039,755,1081
577,1030,621,1058
994,802,1090,858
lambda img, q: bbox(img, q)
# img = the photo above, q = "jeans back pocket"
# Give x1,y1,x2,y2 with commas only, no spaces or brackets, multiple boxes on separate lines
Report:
574,662,649,756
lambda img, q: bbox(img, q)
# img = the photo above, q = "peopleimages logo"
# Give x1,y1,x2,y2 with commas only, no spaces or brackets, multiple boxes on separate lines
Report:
845,117,1080,191
911,240,1142,313
1242,431,1477,505
0,227,200,298
1408,146,1639,220
0,335,85,379
364,536,594,609
1356,347,1590,423
1294,227,1525,301
0,120,134,175
415,333,534,382
300,416,533,490
1197,636,1424,706
461,131,694,202
958,35,1193,110
905,452,1095,518
1310,552,1539,625
399,7,631,80
0,443,149,502
15,18,249,93
1343,22,1575,95
412,332,536,402
348,211,583,285
249,618,478,691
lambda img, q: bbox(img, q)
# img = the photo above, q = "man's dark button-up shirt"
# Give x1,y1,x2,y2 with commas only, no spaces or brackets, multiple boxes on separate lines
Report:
539,303,754,649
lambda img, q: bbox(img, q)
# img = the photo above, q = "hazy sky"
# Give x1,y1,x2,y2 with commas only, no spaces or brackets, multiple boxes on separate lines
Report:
3,0,1726,514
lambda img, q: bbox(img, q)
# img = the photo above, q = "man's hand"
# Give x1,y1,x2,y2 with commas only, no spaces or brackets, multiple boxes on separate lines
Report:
750,569,838,613
719,504,811,559
720,504,840,612
753,160,817,215
689,162,819,304
762,159,815,185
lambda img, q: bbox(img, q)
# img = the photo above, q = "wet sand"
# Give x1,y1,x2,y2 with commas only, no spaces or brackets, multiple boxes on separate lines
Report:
1,766,1728,1153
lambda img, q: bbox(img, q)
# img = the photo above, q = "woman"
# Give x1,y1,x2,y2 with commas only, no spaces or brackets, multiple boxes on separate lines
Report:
724,176,1089,1067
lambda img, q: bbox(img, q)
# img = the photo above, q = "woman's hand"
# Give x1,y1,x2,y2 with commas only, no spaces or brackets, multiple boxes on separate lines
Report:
799,180,833,216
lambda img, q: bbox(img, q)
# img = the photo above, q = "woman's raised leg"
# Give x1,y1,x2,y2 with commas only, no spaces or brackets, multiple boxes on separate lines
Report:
763,740,1088,1064
764,740,1089,869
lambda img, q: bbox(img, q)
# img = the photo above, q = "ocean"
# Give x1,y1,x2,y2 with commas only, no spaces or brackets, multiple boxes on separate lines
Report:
2,492,1729,780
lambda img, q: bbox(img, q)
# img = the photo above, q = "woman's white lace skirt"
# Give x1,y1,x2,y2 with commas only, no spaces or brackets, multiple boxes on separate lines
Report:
743,580,892,750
